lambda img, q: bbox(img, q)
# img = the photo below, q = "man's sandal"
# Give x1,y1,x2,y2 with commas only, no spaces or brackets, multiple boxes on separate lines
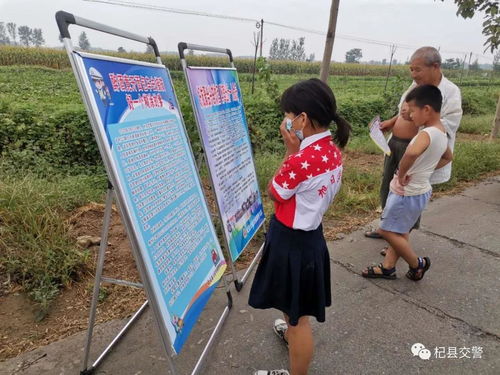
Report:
364,230,382,239
406,257,431,281
361,263,396,279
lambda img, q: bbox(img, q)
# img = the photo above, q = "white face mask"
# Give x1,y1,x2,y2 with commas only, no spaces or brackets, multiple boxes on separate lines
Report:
294,128,304,141
285,114,304,141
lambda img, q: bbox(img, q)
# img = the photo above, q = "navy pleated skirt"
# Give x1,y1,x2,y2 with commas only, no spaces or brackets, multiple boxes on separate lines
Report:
248,215,331,326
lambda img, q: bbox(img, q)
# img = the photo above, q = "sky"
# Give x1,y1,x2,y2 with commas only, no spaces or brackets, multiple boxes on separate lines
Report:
0,0,495,65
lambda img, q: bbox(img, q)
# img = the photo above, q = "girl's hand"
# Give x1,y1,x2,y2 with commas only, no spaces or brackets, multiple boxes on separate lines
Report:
279,118,301,156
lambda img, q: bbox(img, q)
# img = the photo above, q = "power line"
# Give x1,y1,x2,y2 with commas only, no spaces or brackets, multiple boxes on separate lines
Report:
264,21,493,60
83,0,259,24
83,0,407,48
82,0,494,61
265,20,412,48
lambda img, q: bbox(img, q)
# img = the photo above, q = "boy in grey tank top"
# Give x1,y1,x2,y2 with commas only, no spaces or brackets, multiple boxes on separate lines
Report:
362,85,452,281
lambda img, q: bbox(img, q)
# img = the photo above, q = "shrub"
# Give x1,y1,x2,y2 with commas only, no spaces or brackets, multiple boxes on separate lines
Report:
461,89,499,115
337,95,388,136
459,115,494,135
0,103,103,175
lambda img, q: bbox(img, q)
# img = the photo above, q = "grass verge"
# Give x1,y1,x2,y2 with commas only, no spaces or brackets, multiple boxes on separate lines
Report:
434,139,500,191
0,171,106,317
459,114,494,135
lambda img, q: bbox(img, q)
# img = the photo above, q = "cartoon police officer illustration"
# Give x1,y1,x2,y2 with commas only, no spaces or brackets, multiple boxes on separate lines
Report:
89,67,112,106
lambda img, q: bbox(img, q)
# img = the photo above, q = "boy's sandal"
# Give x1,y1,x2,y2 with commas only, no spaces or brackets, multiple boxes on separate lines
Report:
364,230,382,239
406,257,431,281
380,247,388,256
362,263,396,279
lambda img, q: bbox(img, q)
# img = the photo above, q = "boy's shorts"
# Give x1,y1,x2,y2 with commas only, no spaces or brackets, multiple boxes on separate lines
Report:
380,190,432,234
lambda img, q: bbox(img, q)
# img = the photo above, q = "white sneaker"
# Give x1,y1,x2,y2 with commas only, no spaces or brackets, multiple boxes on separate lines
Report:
254,370,290,375
273,318,288,346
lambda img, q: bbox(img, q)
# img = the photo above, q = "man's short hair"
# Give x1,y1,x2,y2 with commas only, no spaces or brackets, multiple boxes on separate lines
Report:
405,85,442,112
410,46,441,67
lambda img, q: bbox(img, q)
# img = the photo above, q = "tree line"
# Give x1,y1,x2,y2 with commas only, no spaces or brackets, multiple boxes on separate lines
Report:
0,21,94,51
269,37,315,62
1,21,146,54
0,22,45,47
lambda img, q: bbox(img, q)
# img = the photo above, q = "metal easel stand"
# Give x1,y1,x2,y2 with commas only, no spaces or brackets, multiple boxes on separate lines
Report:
80,186,149,375
54,11,175,373
239,241,265,286
191,274,233,374
80,156,233,374
56,10,234,372
178,41,266,292
80,190,234,375
216,217,266,292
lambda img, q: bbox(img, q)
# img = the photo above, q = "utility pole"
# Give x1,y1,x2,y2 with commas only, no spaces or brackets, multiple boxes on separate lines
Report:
490,97,500,139
319,0,340,83
466,51,472,78
384,44,397,93
251,31,260,94
259,19,264,57
459,53,467,84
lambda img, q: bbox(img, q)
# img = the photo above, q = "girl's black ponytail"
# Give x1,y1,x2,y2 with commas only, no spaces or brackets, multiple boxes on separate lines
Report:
332,112,351,148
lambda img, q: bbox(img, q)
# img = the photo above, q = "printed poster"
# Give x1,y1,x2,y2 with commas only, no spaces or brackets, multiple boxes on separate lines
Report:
185,67,265,262
73,52,226,354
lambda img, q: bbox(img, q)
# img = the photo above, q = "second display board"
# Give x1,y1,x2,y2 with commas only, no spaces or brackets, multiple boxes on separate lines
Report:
185,67,265,262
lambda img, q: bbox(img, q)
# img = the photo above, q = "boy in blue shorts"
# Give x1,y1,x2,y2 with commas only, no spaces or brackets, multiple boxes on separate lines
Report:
362,84,453,281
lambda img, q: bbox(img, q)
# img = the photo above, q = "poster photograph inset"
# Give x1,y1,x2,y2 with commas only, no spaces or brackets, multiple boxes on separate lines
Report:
185,67,265,262
73,52,226,354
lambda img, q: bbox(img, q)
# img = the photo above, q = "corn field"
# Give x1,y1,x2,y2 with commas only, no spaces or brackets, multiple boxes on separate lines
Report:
0,45,496,79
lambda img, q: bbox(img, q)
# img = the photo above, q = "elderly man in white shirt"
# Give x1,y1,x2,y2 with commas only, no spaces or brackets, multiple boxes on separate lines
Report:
365,46,463,248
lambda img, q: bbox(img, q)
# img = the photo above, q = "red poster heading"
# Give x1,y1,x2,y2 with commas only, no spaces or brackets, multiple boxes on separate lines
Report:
196,83,239,109
109,73,166,93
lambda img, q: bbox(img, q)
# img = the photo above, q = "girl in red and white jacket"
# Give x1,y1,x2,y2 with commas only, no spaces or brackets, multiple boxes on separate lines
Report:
249,78,351,375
